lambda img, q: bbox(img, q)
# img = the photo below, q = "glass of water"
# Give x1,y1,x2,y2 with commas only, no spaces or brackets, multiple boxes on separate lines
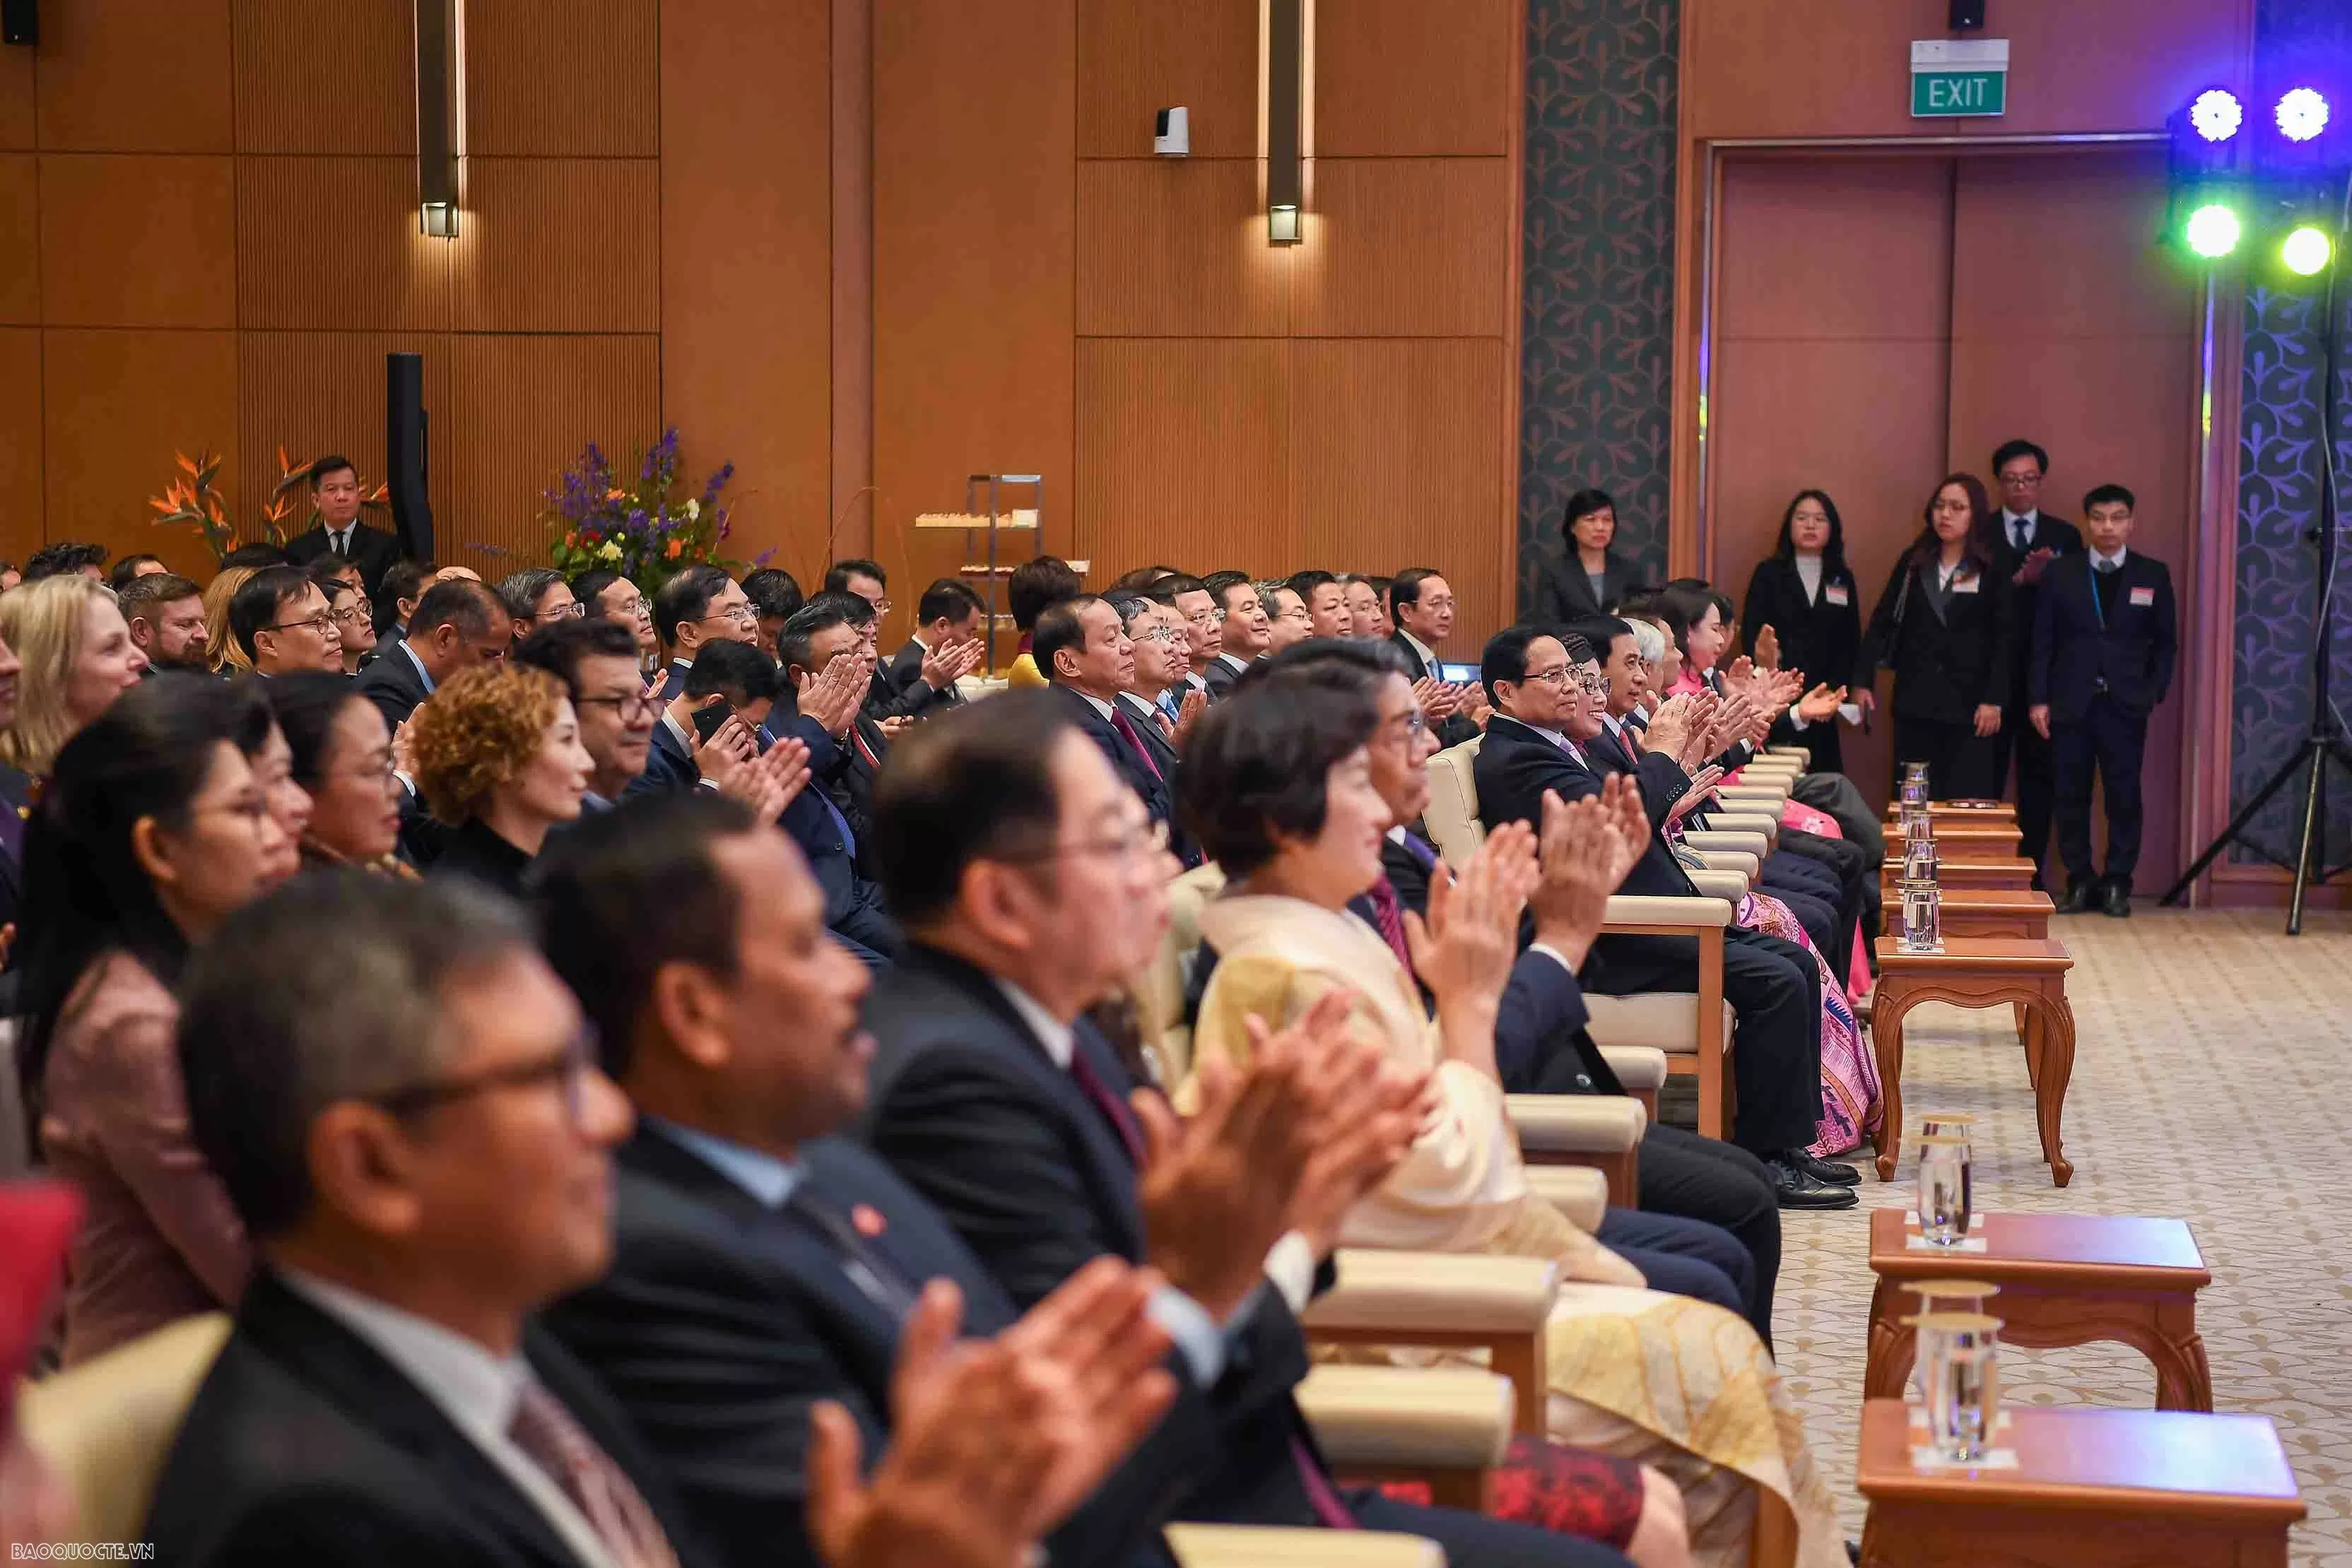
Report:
1902,880,1943,953
1915,1132,1971,1243
1919,1112,1977,1220
1915,1311,2002,1463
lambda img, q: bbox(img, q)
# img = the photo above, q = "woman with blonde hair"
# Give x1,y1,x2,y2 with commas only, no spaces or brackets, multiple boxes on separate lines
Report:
406,661,592,896
200,566,255,675
0,574,149,777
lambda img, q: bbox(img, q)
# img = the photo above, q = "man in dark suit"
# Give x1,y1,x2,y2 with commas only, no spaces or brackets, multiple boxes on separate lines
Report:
653,565,759,700
1199,574,1269,695
859,693,1640,1567
356,578,510,731
870,577,983,721
1388,567,1483,748
2029,483,2178,918
1037,596,1182,848
1110,596,1192,786
781,596,896,862
1989,439,2086,888
1471,627,1854,1209
534,794,1188,1568
516,618,658,810
283,455,403,597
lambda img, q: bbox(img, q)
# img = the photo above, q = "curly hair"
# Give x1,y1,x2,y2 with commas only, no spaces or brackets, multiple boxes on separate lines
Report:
404,661,568,826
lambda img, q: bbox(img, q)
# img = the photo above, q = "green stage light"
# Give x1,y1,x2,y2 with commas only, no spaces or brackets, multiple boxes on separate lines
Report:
2185,203,2242,259
2282,225,2332,277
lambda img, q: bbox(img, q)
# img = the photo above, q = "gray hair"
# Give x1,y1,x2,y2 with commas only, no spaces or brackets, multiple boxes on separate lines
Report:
1625,617,1666,667
497,567,568,620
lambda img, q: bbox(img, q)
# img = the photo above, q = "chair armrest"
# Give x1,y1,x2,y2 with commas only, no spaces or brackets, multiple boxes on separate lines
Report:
1707,810,1782,842
1524,1163,1609,1232
1169,1524,1446,1568
1598,1044,1666,1090
1297,1364,1515,1471
1604,894,1731,929
1686,850,1758,883
1507,1092,1645,1156
1303,1251,1558,1338
1686,868,1750,902
1714,786,1786,809
1684,827,1768,857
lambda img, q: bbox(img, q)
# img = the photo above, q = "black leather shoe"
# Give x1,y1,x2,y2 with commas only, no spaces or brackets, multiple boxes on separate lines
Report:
2102,882,2132,918
1792,1150,1862,1186
1765,1156,1860,1210
2055,883,2100,914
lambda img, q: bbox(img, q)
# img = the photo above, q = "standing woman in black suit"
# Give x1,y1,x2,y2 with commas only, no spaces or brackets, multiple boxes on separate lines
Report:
1741,490,1866,774
1858,474,2011,801
1530,488,1637,623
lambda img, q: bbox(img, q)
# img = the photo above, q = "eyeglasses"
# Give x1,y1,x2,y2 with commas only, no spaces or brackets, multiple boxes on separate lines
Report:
334,750,397,784
999,818,1170,868
868,598,895,618
609,594,647,618
575,691,664,721
1185,606,1228,625
1577,673,1610,698
1996,472,2041,488
1131,626,1181,645
539,601,587,620
330,604,373,629
1522,665,1571,687
1276,606,1312,623
1382,712,1428,739
267,615,337,638
700,606,758,627
372,1025,596,1124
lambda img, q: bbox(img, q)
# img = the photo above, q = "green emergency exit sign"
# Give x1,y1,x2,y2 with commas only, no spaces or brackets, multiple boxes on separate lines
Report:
1911,38,2009,118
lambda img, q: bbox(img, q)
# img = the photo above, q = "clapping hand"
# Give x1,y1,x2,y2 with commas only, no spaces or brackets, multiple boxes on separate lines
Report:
1413,677,1466,721
1639,692,1703,762
2016,546,2057,586
717,735,811,820
1406,822,1534,1074
1753,624,1782,673
1172,688,1209,748
1664,764,1724,824
921,637,986,694
799,655,869,738
1527,787,1633,970
1794,682,1845,724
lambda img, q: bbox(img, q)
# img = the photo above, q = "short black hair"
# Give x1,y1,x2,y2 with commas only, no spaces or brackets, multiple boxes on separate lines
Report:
1032,595,1102,681
310,571,360,611
107,555,166,592
741,567,806,623
872,690,1074,924
230,565,319,659
220,542,293,571
2083,482,2135,514
1286,569,1338,601
1180,668,1382,877
496,567,568,620
411,578,503,639
382,559,431,611
531,792,756,1080
777,599,861,679
1651,582,1723,659
1158,573,1210,603
1992,439,2049,478
1008,556,1083,631
180,873,537,1239
1479,624,1550,706
116,572,202,622
810,588,876,627
308,454,358,489
686,637,781,705
1105,592,1156,634
1234,635,1412,695
823,558,887,594
1561,488,1615,531
653,564,735,645
915,577,984,627
1565,615,1634,661
514,617,641,701
23,541,107,582
1207,573,1258,615
1389,567,1444,618
260,671,372,791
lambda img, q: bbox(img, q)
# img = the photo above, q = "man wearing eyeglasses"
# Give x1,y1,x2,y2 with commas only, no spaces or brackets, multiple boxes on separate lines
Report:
229,566,344,678
653,565,760,700
355,578,513,731
517,618,661,811
1163,574,1224,706
1261,583,1315,653
1108,595,1192,779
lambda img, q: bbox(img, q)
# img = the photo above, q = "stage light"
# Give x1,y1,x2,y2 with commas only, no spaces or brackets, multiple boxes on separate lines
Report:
2276,88,2330,143
2189,89,2243,142
2185,203,2243,259
2282,224,2333,276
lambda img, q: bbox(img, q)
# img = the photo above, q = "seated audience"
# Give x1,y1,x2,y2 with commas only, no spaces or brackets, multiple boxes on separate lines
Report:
1287,570,1353,638
22,543,107,584
0,1181,80,1550
0,562,16,592
1037,596,1183,855
115,572,210,674
374,558,431,648
575,566,661,668
1387,567,1482,745
857,692,1649,1568
1341,574,1390,641
516,618,659,809
1179,664,1842,1567
1529,488,1635,622
354,577,510,731
1261,581,1314,652
283,454,401,594
743,565,808,661
1200,572,1268,692
1157,574,1221,704
0,574,149,778
16,676,294,1364
107,554,167,592
780,596,892,857
1107,594,1193,774
1004,555,1083,689
654,563,758,699
218,542,293,572
1859,473,2011,801
824,557,890,616
534,794,1185,1568
312,567,377,675
497,567,582,644
873,577,983,719
229,565,342,678
260,673,407,874
1739,491,1866,776
200,565,256,674
408,662,593,897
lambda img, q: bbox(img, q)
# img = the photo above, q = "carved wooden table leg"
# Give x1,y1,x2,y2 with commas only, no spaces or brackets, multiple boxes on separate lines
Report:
2031,994,2076,1186
1864,1275,1915,1398
1874,986,1913,1182
2153,1298,2216,1412
2023,1001,2044,1090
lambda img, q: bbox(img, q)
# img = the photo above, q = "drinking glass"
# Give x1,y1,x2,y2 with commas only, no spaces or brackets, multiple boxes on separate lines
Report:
1915,1132,1970,1242
1902,881,1943,953
1916,1312,2002,1463
1919,1112,1977,1220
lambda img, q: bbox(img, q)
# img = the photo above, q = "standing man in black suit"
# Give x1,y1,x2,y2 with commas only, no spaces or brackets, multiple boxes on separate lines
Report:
873,577,984,721
2029,483,2177,918
1989,440,2084,886
355,577,510,731
283,455,402,597
1388,567,1483,747
857,692,1646,1567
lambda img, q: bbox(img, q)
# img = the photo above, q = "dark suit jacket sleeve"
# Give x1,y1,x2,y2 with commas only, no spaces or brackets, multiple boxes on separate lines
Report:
2151,563,2179,706
1494,948,1591,1088
1857,555,1910,690
2028,566,2061,709
1984,572,2016,709
1631,750,1691,832
180,1491,513,1567
1739,561,1778,658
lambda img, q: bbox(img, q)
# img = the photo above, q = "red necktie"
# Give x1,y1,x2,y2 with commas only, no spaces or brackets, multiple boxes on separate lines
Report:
1365,876,1415,974
507,1381,682,1568
1107,705,1165,782
1615,726,1642,770
1067,1049,1147,1166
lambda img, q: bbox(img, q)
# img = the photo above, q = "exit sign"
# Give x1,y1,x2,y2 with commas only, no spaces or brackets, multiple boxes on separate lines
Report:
1911,38,2009,118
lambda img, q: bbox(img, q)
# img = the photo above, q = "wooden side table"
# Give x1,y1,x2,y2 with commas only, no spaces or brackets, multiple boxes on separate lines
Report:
1870,936,2075,1185
1855,1401,2303,1567
1863,1209,2215,1410
1893,888,2054,941
1881,855,2038,905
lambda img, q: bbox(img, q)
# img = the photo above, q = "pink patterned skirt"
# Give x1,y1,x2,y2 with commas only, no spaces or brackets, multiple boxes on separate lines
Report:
1739,890,1882,1158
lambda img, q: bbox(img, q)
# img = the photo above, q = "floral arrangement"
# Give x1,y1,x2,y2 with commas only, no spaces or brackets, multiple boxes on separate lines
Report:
543,428,736,595
150,447,389,565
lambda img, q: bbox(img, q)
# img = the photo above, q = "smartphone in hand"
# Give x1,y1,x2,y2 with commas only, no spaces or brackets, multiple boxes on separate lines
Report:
692,702,736,743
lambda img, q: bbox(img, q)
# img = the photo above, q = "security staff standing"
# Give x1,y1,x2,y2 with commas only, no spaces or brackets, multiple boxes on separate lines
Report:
1989,438,2083,890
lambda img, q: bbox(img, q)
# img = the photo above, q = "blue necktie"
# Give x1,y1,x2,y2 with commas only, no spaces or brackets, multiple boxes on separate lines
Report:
1158,690,1183,725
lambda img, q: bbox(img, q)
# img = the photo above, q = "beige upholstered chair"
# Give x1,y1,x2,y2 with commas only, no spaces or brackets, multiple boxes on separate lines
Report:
1170,1523,1448,1568
15,1311,232,1548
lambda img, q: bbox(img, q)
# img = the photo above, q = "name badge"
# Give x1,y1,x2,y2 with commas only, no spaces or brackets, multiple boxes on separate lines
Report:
2129,586,2156,607
1951,574,1981,595
1824,584,1851,606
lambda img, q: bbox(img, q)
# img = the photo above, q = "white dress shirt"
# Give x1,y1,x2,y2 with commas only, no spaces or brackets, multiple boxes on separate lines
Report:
1795,553,1822,603
1398,628,1438,675
2090,545,2128,571
2002,509,2040,550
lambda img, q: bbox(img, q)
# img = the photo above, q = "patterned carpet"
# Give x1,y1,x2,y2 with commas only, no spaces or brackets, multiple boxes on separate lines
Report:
1767,907,2352,1564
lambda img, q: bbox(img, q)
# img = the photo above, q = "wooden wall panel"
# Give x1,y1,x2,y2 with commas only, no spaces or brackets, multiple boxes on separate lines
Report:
34,0,233,153
37,155,237,328
0,330,40,564
0,156,37,324
452,159,662,333
1076,0,1257,159
42,329,239,570
661,0,835,581
0,48,31,151
1716,159,1955,343
237,157,454,330
441,334,660,574
1291,338,1509,652
830,0,874,553
1314,0,1514,156
232,0,415,155
237,330,454,550
1074,338,1289,577
1076,159,1289,337
465,0,660,157
1290,158,1513,337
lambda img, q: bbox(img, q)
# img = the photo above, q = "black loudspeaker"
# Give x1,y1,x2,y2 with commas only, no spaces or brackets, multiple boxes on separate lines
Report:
1948,0,1987,30
385,353,435,563
2,0,37,47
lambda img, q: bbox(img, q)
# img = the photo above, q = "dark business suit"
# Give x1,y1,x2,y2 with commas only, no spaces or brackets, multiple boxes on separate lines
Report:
1118,693,1185,781
2030,550,2177,895
1527,550,1635,625
543,1126,1185,1568
1387,632,1479,748
821,712,892,875
1859,553,2014,803
286,519,404,598
354,641,433,732
1473,716,1823,1155
1054,683,1199,868
866,639,963,722
858,945,1631,1567
1991,513,2082,878
145,1270,715,1568
1740,556,1862,775
1201,652,1252,698
424,816,535,900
